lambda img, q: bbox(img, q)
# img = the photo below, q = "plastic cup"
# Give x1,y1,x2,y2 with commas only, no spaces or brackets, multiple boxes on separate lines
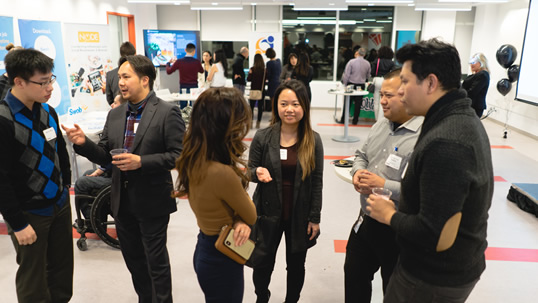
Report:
372,187,392,200
110,148,128,157
181,88,187,95
346,84,354,92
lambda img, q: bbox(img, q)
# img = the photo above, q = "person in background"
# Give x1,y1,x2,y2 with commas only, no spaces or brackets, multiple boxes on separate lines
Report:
339,48,371,125
208,49,228,88
166,42,204,107
462,53,490,118
200,50,212,87
0,48,72,303
106,41,136,105
232,47,249,93
370,46,396,121
280,53,298,83
291,52,314,102
0,43,23,100
175,87,256,303
63,55,185,303
248,80,324,303
367,38,493,303
366,48,378,63
345,68,423,303
264,48,281,112
248,53,266,128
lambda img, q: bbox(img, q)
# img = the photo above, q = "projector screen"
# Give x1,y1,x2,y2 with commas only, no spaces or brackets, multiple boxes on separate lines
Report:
516,0,538,105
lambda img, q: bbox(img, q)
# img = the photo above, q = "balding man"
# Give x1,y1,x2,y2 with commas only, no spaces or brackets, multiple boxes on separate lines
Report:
340,48,371,125
232,47,249,93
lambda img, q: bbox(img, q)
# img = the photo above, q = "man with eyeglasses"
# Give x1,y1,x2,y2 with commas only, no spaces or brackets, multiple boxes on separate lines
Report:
0,49,73,303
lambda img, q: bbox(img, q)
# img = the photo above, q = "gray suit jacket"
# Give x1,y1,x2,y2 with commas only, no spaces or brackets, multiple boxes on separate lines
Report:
248,123,324,253
105,68,119,105
75,91,185,218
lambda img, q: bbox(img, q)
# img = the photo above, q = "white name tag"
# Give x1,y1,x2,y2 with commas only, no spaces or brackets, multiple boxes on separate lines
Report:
385,154,402,170
280,149,287,160
133,122,139,134
43,127,56,141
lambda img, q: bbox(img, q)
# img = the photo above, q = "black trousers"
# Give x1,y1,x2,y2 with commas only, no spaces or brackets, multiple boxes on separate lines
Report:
115,197,172,303
252,220,308,303
344,215,399,303
340,83,366,124
249,99,264,122
384,263,479,303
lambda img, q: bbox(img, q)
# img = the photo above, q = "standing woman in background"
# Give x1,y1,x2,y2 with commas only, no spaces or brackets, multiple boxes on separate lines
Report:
200,50,212,88
291,52,314,102
248,80,324,303
175,87,256,303
462,53,490,118
248,53,266,128
264,48,282,112
370,46,395,120
207,49,228,88
280,53,298,83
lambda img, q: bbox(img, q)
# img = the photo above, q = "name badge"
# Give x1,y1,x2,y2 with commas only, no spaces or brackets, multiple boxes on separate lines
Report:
385,153,402,170
43,127,56,141
133,122,139,134
280,149,287,160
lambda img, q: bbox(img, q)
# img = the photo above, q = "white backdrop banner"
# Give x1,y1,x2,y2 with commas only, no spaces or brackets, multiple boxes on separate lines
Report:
249,32,282,66
64,23,113,115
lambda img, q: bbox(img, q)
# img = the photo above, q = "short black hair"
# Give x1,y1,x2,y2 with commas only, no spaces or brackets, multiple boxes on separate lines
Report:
5,48,53,86
377,46,394,60
121,55,156,90
395,38,461,91
265,48,276,59
186,43,196,53
120,42,136,57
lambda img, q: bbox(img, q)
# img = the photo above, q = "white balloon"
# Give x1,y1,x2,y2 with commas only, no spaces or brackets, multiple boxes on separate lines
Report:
351,33,364,43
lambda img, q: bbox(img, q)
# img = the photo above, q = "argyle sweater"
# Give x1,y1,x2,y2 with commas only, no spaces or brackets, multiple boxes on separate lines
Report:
0,92,71,231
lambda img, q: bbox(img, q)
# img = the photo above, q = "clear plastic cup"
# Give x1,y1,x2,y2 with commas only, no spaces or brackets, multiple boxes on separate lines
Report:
372,187,392,200
181,88,187,95
110,148,128,158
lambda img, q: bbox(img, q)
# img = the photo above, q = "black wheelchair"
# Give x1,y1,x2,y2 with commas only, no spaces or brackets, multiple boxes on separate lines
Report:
73,185,120,251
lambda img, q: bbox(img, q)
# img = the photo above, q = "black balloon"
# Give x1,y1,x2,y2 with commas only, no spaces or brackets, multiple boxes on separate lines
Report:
496,45,517,69
507,65,520,82
497,79,512,96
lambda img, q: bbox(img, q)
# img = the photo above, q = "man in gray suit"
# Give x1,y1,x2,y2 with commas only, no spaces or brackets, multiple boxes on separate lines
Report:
63,55,185,303
105,42,136,105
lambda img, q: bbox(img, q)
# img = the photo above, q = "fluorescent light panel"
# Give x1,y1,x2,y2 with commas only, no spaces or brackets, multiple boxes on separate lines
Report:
190,4,243,10
415,4,472,11
282,20,356,25
127,0,190,3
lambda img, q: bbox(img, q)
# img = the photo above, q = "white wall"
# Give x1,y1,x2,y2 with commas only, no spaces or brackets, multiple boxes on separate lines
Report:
156,5,199,31
200,7,253,41
1,0,158,54
454,9,476,75
422,10,457,42
470,0,537,136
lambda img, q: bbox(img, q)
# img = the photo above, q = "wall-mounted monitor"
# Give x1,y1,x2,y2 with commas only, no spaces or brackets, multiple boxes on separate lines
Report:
143,29,201,67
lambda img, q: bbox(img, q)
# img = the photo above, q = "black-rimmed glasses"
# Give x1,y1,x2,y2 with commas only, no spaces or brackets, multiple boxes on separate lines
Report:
28,75,56,88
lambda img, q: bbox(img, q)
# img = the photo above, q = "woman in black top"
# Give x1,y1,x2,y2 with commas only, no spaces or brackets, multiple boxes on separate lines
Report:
280,53,298,83
248,54,266,127
462,53,490,118
290,52,314,102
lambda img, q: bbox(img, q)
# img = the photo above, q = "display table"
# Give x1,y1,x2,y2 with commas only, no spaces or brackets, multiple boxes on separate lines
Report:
333,157,354,184
328,89,368,143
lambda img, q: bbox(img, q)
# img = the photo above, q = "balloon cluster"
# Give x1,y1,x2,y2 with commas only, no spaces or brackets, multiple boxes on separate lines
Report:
496,44,520,96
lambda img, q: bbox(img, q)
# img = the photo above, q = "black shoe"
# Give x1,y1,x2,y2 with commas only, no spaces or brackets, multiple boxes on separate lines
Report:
352,120,358,125
336,119,344,124
256,290,271,303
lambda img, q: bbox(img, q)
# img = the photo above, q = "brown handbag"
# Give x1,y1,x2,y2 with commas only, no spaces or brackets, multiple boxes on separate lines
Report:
215,225,256,265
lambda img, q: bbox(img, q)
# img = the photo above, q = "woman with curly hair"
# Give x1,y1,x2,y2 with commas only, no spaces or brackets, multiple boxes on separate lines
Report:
175,88,256,302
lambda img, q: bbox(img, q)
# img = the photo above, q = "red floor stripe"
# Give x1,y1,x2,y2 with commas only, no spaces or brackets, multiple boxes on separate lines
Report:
491,145,513,149
318,123,372,128
0,222,7,235
243,138,253,141
325,155,353,160
334,239,538,263
494,176,507,182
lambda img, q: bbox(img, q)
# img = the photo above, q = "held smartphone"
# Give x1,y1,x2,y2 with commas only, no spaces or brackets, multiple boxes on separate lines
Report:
224,229,255,260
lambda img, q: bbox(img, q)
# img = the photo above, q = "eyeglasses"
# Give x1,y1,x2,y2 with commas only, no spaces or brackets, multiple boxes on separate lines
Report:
27,75,56,88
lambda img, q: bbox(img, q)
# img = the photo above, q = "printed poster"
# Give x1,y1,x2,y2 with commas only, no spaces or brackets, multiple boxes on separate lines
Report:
18,19,70,116
249,32,282,67
64,23,113,114
0,16,14,75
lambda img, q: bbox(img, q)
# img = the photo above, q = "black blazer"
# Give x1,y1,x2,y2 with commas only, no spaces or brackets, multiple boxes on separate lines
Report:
462,70,490,112
248,123,323,253
105,68,119,105
75,91,185,218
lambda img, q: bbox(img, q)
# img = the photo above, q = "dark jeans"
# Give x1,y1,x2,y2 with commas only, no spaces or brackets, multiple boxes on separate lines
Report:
249,99,264,122
115,198,172,303
8,199,73,303
74,169,112,218
193,232,245,303
340,83,366,124
344,215,399,303
252,220,308,303
234,84,246,94
384,263,479,303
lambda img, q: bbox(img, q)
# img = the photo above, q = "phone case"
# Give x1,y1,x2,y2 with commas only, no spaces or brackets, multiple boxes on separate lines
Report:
224,229,255,260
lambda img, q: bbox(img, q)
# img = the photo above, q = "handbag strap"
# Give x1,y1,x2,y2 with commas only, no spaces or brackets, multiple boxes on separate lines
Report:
375,58,380,76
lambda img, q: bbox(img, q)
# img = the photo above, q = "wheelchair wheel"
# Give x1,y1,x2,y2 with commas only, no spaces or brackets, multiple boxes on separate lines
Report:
89,186,120,249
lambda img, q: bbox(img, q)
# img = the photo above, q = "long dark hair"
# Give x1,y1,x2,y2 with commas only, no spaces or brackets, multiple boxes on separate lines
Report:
271,80,316,180
175,88,252,196
294,52,311,78
214,49,228,77
252,53,265,73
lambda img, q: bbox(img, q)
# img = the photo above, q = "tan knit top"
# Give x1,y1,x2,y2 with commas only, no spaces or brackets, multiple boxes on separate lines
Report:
188,161,256,235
